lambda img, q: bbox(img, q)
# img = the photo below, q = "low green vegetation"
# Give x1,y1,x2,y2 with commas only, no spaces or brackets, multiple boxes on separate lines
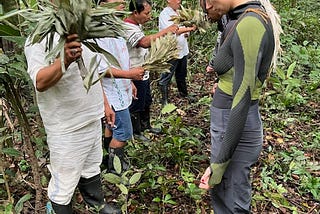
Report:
0,0,319,213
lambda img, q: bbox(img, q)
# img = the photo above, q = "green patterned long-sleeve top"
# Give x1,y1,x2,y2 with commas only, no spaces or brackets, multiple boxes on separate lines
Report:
209,2,275,186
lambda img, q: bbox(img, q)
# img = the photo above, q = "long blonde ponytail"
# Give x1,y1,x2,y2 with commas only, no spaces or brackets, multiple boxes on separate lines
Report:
259,0,283,71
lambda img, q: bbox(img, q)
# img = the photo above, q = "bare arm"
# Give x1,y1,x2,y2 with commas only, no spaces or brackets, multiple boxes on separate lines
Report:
138,24,178,48
104,67,145,80
175,25,197,36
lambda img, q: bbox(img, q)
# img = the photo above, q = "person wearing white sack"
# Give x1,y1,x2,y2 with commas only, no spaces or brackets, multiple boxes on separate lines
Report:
25,33,120,214
199,0,282,213
158,0,197,105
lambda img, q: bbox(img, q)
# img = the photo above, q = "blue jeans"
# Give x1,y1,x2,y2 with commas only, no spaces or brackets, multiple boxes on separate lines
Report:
107,108,133,142
209,103,263,213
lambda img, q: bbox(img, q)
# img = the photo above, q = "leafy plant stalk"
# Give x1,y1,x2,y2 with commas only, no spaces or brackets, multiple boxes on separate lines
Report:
6,0,129,91
169,5,210,33
143,33,179,73
0,72,43,213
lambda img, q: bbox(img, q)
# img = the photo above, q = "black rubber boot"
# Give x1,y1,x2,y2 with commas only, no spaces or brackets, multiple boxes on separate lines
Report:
78,174,121,214
177,81,196,103
108,147,129,174
103,136,112,150
102,136,112,168
159,84,169,106
51,201,72,214
130,112,150,141
176,80,188,97
140,108,161,134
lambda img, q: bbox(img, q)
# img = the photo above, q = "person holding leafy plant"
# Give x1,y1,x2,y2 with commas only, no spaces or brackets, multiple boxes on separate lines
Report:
124,0,178,141
95,0,146,173
25,33,121,213
158,0,197,105
198,0,282,213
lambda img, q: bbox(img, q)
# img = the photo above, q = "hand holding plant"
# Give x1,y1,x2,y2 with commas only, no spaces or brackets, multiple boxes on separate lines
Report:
169,5,209,33
21,0,129,91
143,33,179,74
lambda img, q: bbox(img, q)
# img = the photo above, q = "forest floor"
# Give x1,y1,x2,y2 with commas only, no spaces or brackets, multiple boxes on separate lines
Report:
2,68,319,214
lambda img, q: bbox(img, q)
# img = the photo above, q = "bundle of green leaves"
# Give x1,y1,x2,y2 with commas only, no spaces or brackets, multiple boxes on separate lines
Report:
143,33,179,74
22,0,129,91
169,5,209,33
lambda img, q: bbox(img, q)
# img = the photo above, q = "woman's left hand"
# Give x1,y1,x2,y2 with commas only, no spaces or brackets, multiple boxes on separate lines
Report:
199,166,211,190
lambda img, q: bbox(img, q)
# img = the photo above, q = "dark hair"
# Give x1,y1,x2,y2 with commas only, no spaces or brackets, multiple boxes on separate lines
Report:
129,0,151,13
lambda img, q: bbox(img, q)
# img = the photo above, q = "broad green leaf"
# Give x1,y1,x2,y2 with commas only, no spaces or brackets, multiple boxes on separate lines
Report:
14,194,31,214
275,67,285,80
157,176,164,184
287,61,297,78
116,183,128,194
252,195,266,201
121,204,127,214
113,155,122,175
0,54,10,64
2,147,21,157
289,161,295,170
129,172,142,185
0,24,20,36
161,103,177,114
164,194,172,201
103,173,121,184
152,197,161,202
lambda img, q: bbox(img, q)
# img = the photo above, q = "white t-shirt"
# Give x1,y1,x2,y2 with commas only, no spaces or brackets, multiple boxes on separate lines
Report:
96,37,132,111
24,35,104,135
124,21,148,68
159,6,189,59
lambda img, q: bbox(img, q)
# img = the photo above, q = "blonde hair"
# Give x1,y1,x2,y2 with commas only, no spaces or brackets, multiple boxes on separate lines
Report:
259,0,283,71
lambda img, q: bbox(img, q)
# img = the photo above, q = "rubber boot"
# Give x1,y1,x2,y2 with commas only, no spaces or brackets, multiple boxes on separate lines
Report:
140,108,161,134
159,84,169,106
102,136,112,169
78,174,121,214
130,112,150,141
176,80,188,97
108,147,129,174
51,201,72,214
177,81,196,103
